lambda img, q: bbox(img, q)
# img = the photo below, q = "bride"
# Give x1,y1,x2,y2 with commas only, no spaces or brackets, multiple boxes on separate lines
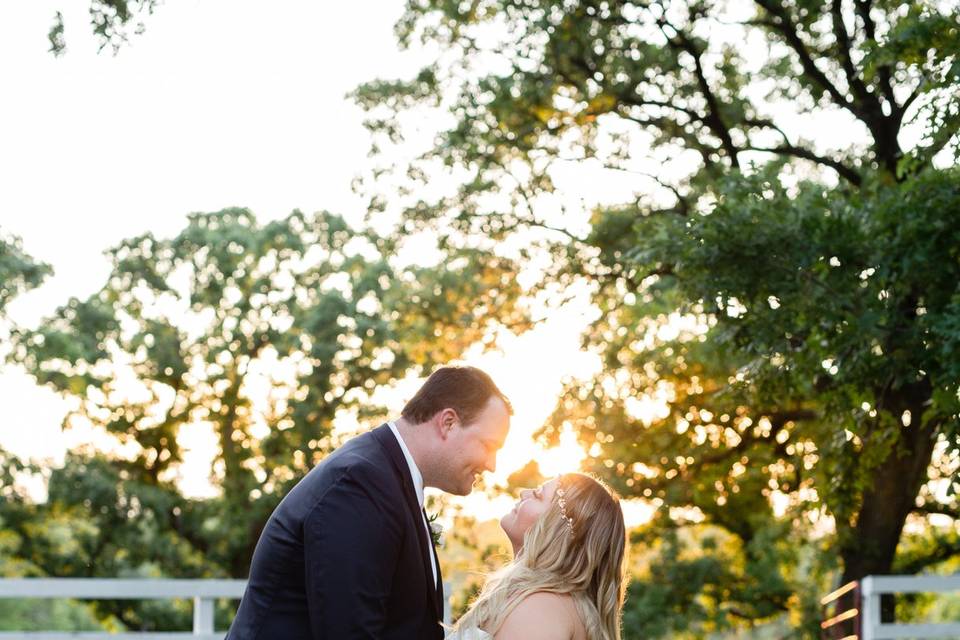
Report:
447,472,627,640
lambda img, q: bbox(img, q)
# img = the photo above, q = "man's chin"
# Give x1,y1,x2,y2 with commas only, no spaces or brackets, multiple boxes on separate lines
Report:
459,475,481,495
442,474,478,496
437,480,471,496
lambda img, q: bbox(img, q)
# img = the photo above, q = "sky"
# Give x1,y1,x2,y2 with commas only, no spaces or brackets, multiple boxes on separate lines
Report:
0,0,639,522
0,0,416,452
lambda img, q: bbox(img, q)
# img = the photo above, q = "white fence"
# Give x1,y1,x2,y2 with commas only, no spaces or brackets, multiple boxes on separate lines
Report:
0,578,246,639
0,578,452,638
821,575,960,640
861,575,960,640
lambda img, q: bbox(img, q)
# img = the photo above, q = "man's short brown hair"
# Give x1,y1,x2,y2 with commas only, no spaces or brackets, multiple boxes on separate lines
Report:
401,365,512,425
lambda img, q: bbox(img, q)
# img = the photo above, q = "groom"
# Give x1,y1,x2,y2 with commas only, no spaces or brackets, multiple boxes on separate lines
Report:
226,365,512,639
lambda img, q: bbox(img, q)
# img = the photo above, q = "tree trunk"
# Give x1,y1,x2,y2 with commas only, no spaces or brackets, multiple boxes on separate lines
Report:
838,386,939,622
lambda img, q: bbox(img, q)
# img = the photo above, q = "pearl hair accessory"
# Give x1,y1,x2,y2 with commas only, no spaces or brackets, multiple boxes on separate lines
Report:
556,485,575,533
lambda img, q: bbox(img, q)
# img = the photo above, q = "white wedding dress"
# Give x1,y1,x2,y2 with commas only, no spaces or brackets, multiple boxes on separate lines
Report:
445,627,492,640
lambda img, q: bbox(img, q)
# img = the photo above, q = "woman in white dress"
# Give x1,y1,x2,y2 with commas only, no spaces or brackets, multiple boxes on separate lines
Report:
447,472,627,640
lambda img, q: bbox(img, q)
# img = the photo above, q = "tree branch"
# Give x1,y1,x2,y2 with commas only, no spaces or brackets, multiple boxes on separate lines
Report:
768,409,819,428
660,20,741,168
742,117,865,183
753,0,859,118
901,83,923,117
558,158,692,216
615,109,723,170
621,93,704,125
912,502,960,520
743,117,792,145
830,0,873,108
894,536,960,574
501,165,590,244
852,0,897,115
745,143,862,185
855,0,877,40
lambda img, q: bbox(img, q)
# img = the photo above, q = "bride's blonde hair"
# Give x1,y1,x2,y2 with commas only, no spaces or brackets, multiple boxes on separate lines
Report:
453,472,627,639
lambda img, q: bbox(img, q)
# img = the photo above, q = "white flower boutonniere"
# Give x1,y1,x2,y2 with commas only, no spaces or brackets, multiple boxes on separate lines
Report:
427,511,445,548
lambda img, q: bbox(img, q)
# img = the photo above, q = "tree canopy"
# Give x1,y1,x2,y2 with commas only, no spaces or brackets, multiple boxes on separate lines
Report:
46,1,160,56
353,0,960,634
0,231,51,319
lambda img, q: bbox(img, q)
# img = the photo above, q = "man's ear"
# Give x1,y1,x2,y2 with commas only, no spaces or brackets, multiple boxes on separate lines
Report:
437,408,459,438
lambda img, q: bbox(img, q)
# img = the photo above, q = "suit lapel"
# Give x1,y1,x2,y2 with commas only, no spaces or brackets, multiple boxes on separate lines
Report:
431,528,444,615
371,423,442,622
423,506,445,615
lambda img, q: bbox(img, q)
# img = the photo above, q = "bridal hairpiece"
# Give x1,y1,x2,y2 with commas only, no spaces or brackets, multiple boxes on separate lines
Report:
555,486,575,534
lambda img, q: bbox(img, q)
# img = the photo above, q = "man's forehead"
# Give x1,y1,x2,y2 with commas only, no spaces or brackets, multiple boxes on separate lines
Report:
477,402,510,433
479,431,508,448
493,418,510,443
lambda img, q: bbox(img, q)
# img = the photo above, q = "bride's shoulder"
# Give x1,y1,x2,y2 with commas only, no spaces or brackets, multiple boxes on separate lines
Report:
446,627,493,640
497,592,580,639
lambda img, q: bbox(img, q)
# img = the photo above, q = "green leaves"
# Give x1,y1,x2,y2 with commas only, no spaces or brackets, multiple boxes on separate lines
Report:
0,230,52,319
47,1,162,56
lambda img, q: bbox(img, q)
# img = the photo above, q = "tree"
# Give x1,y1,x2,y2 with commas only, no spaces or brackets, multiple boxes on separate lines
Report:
0,230,52,319
7,208,527,629
0,234,99,631
353,0,960,634
46,1,161,56
0,229,58,622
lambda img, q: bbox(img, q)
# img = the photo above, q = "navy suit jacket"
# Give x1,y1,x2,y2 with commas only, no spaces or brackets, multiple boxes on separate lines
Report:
226,423,445,639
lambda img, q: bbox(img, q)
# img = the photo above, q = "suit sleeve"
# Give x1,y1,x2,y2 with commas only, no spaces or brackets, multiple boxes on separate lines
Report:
304,469,402,639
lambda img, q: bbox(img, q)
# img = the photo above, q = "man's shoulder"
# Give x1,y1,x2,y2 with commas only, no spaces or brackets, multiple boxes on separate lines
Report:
314,426,411,498
278,426,401,516
318,425,394,476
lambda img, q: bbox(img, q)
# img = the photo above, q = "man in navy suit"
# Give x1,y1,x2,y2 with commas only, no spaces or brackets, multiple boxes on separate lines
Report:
226,365,512,639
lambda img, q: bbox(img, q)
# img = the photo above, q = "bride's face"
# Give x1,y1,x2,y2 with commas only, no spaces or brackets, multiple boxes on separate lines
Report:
500,478,559,550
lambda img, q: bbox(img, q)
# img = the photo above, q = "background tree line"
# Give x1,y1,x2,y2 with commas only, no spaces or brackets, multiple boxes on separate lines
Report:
0,214,527,630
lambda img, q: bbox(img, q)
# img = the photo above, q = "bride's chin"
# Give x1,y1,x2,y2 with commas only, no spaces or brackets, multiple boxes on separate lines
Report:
500,517,521,555
499,513,513,537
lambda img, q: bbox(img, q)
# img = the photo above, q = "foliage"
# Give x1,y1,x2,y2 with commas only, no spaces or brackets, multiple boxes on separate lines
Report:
0,598,110,633
47,1,161,56
4,208,527,629
0,230,52,319
354,0,960,635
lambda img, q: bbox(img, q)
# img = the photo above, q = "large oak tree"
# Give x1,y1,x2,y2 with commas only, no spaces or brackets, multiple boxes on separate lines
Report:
353,0,960,635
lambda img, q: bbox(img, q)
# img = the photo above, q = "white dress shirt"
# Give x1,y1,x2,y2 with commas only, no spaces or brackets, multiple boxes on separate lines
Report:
388,421,438,586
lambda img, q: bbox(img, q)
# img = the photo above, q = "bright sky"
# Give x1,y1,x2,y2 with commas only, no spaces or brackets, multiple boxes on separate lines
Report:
0,0,416,453
0,0,647,523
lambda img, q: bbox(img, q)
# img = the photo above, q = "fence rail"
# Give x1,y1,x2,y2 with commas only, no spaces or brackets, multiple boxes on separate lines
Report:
861,575,960,640
0,578,451,638
0,578,246,639
820,574,960,640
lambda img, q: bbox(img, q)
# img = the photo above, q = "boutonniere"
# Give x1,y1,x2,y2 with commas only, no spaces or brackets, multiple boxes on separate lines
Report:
426,511,445,548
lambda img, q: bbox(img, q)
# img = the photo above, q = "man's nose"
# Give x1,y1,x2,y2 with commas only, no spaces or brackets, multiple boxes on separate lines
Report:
484,453,497,473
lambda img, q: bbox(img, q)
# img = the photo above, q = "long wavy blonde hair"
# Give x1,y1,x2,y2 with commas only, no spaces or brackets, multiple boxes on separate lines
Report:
453,472,628,639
